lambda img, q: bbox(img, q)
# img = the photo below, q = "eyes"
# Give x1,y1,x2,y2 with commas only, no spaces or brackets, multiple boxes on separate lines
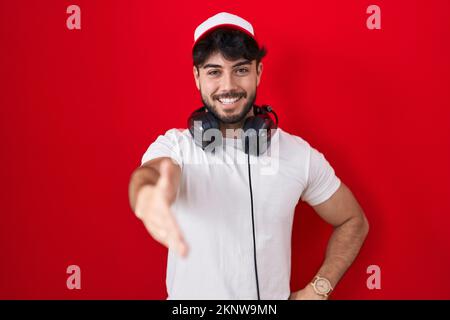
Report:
207,67,249,77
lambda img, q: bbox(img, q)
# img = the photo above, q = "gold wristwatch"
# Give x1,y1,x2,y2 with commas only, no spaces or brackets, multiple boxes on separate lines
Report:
310,276,333,298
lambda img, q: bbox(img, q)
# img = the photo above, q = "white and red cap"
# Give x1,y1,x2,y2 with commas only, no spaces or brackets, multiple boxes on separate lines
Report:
193,12,258,48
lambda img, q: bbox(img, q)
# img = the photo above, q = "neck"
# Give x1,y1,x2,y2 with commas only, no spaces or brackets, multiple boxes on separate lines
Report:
220,108,254,138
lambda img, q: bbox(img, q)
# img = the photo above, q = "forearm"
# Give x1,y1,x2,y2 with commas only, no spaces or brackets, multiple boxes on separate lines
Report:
128,166,160,213
315,215,369,288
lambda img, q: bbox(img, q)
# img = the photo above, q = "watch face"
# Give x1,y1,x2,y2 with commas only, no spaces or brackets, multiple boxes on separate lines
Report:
315,279,331,294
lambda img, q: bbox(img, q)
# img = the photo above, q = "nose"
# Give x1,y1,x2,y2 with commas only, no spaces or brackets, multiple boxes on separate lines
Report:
220,71,238,92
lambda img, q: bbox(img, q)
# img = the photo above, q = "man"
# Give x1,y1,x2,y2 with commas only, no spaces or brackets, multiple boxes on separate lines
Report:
128,12,369,300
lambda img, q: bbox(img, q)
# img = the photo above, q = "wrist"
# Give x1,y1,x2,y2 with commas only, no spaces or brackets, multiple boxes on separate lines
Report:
310,276,334,299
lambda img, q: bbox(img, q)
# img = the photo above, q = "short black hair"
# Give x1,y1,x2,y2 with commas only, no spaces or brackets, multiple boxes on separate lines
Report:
192,28,267,69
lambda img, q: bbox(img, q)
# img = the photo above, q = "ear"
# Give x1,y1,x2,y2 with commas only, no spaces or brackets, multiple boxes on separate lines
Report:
193,65,200,90
256,62,263,87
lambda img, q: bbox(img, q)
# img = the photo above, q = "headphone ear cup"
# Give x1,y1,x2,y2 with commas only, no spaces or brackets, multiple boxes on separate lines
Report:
188,107,221,150
242,113,276,156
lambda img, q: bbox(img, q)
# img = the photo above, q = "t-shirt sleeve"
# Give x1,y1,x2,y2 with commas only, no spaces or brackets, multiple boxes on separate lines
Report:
141,129,184,168
301,146,341,206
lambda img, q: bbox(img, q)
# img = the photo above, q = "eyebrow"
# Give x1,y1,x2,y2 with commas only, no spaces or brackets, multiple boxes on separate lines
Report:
202,60,252,69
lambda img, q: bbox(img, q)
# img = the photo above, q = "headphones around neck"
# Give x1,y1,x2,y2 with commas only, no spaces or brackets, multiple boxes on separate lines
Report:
188,105,279,156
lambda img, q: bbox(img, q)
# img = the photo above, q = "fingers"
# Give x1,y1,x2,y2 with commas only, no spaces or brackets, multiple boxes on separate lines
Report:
141,201,189,257
146,213,189,257
164,213,189,257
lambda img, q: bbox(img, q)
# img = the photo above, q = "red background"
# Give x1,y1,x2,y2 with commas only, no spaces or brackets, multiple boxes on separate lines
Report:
1,0,450,299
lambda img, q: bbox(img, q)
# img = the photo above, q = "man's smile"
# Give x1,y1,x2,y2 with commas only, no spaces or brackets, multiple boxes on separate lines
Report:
216,96,244,110
217,96,243,105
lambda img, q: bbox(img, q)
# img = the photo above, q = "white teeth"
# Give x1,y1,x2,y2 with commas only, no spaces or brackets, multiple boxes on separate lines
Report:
218,97,241,105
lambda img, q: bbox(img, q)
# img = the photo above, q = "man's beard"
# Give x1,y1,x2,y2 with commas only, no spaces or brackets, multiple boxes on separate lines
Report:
201,90,256,124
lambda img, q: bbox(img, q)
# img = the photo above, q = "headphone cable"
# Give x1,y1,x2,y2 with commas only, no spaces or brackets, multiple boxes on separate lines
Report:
247,151,261,300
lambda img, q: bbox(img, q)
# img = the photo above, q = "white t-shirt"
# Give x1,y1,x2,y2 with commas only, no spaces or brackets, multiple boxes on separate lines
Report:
141,127,341,300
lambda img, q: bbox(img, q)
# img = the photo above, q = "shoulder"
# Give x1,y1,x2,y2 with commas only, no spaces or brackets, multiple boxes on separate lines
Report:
161,128,190,138
156,128,192,144
278,128,336,170
277,128,313,155
141,128,191,165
